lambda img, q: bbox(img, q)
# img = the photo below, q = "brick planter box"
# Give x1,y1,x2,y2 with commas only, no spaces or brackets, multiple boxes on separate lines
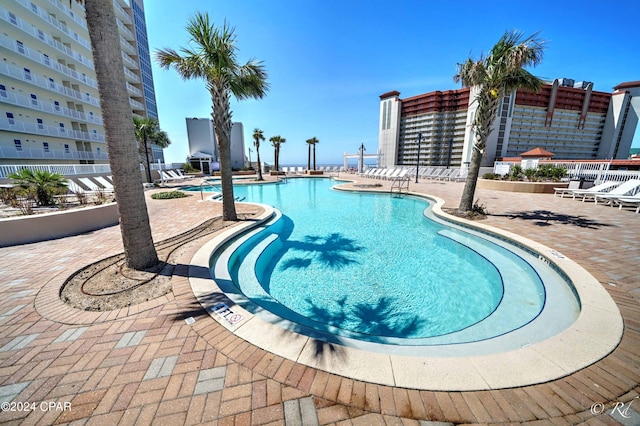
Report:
307,170,324,175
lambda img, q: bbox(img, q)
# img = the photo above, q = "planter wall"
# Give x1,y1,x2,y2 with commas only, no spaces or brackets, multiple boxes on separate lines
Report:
0,203,119,247
477,179,567,194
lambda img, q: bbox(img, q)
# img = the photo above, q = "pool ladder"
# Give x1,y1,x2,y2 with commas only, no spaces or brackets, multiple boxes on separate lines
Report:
390,176,410,197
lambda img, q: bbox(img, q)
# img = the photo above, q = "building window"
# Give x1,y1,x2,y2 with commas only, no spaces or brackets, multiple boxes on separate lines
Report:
9,12,17,25
54,101,60,111
43,54,50,66
0,84,6,98
14,140,22,151
59,122,65,133
31,2,38,13
23,68,32,81
96,147,101,155
37,118,44,129
64,144,70,153
17,41,25,54
43,142,50,153
48,78,55,89
6,112,15,125
30,94,38,106
37,29,45,41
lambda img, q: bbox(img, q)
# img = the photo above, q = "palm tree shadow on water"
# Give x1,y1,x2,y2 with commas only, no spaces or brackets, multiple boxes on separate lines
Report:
251,215,427,360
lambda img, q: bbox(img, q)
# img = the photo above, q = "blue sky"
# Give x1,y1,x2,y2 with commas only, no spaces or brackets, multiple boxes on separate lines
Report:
144,0,640,165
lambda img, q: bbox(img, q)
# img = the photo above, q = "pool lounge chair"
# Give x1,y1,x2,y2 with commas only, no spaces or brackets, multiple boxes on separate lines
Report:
592,179,640,204
160,171,182,182
166,170,188,180
296,167,304,174
611,194,640,213
94,176,115,190
554,181,619,198
65,179,93,195
78,177,111,192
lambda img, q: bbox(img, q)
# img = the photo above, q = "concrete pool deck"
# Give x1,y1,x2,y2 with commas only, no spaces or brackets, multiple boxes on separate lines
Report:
0,173,638,424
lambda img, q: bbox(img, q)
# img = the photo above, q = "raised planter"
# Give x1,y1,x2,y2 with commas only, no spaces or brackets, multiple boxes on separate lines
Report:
0,203,119,247
307,170,324,175
269,171,286,176
477,179,567,194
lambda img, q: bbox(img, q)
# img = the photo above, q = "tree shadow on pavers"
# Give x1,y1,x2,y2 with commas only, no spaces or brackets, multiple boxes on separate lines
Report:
491,210,617,229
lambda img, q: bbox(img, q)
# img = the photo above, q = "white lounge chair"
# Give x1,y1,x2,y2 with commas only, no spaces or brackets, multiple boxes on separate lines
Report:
174,169,193,179
94,176,115,190
554,181,619,198
296,167,304,174
592,179,640,204
78,177,104,191
65,179,92,195
611,194,640,213
160,171,182,182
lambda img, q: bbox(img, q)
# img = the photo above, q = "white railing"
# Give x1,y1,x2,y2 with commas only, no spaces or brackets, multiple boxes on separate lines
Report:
0,33,98,90
0,89,103,125
0,5,94,68
48,0,87,30
0,59,100,107
496,160,640,184
0,118,105,143
0,163,111,179
0,146,109,163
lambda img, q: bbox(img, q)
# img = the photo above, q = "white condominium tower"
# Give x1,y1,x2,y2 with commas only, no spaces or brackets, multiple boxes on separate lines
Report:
0,0,161,167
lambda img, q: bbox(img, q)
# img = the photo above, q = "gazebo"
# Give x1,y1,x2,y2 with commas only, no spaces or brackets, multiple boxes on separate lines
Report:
520,147,554,169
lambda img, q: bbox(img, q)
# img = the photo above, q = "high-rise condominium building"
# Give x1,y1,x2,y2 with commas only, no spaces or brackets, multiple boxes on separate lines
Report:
185,118,245,174
0,0,161,166
378,79,640,168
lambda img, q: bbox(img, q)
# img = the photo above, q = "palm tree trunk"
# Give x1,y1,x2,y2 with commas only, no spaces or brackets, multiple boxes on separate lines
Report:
256,147,263,180
307,144,311,171
210,87,237,221
144,136,152,183
457,146,482,212
85,0,158,270
313,145,317,171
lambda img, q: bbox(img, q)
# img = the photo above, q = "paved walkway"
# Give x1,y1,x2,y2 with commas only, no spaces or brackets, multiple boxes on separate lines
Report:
0,174,638,425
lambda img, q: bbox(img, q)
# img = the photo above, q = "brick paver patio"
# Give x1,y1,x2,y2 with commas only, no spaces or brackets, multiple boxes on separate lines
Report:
0,174,638,425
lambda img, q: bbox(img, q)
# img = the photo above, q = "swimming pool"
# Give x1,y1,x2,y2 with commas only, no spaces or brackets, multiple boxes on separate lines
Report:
208,178,580,355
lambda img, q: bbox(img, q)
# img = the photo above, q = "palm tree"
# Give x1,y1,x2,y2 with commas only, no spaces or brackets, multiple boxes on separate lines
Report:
270,136,286,173
8,169,68,206
306,137,319,171
252,128,265,181
133,117,172,183
83,0,158,269
454,30,545,213
156,13,269,221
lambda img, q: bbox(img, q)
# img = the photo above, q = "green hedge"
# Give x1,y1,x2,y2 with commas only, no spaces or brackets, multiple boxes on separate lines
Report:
151,191,189,200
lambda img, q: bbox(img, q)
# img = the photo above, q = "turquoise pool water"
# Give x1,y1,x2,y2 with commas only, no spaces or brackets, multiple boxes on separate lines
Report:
210,178,576,346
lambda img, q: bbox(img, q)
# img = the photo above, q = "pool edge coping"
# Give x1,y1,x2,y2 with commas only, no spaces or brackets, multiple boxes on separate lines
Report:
188,185,624,391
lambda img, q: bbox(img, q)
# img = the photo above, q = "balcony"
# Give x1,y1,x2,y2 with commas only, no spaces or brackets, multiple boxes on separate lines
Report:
47,0,87,30
0,34,98,89
121,52,139,70
0,145,109,162
116,17,135,40
113,0,133,25
0,5,94,69
0,89,103,126
0,60,101,108
15,0,92,51
0,117,105,143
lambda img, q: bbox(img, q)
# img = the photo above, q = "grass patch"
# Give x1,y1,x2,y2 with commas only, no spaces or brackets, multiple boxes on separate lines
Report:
151,191,190,200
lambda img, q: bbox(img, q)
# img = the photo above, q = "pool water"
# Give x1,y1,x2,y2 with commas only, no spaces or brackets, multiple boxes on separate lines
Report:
212,178,572,346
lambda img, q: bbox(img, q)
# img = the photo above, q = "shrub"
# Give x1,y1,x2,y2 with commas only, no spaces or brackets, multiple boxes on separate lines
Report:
509,165,523,181
523,168,537,181
151,191,189,200
8,169,68,206
182,163,198,173
482,173,500,180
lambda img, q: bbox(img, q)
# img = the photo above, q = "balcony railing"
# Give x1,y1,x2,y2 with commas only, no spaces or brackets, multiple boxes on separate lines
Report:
0,60,101,108
0,34,99,91
0,118,106,143
0,89,103,126
47,0,87,30
15,0,92,51
0,5,94,69
0,146,109,162
0,163,111,179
